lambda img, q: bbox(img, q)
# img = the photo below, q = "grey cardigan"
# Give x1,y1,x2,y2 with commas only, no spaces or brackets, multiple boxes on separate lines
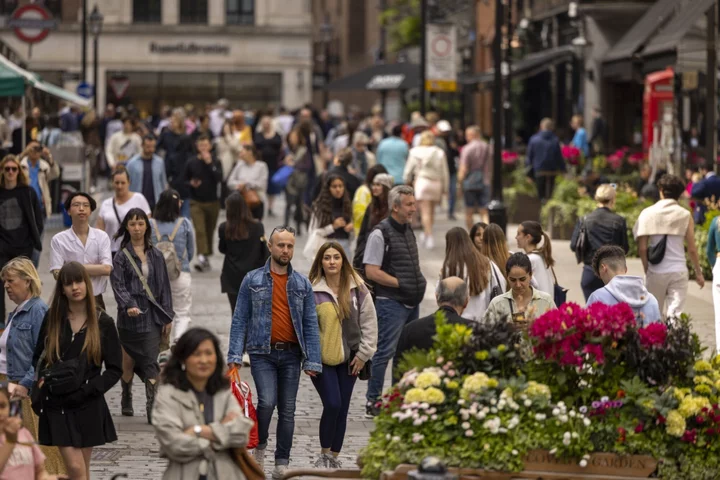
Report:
152,384,253,480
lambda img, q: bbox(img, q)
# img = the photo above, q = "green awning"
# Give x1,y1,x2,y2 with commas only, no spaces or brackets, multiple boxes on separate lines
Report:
0,63,26,97
0,54,91,106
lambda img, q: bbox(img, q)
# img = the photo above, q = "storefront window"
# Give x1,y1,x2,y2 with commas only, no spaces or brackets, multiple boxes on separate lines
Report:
0,0,18,15
223,73,281,109
180,0,208,24
133,0,161,24
226,0,254,25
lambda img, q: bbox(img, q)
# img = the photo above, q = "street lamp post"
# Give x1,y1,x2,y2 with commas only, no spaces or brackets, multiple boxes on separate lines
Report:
89,5,104,111
489,0,508,233
81,0,87,82
320,21,333,109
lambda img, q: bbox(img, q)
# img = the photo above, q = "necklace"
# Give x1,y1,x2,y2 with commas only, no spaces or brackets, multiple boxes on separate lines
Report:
199,402,205,413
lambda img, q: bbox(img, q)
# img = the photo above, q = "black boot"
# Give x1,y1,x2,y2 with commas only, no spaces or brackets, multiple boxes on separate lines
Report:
121,379,133,416
145,379,158,425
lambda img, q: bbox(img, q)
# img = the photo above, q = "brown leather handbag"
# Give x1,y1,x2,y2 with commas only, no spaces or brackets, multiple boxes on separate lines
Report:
241,186,262,208
231,447,264,480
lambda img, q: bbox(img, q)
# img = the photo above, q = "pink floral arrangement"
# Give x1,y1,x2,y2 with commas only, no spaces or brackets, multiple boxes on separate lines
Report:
529,303,637,367
638,323,668,348
502,150,519,165
628,152,644,165
562,146,581,165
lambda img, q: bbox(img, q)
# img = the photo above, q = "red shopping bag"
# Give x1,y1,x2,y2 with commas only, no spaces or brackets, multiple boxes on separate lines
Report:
229,367,259,450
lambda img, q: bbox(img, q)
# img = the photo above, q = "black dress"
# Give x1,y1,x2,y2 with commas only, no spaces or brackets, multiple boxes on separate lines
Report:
32,310,123,448
218,221,269,310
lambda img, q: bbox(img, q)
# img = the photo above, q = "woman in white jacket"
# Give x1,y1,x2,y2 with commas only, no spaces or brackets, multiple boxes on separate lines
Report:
404,130,449,249
227,143,268,220
304,174,353,260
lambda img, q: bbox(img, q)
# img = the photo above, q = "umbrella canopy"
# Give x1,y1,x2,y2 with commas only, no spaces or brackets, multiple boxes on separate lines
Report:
0,62,25,97
0,54,91,106
327,63,420,91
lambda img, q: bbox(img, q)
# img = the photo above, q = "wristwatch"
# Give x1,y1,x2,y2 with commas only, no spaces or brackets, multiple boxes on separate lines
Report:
193,425,202,436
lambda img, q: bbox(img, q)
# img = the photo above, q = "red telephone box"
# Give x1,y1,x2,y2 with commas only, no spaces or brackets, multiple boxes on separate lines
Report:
643,68,675,152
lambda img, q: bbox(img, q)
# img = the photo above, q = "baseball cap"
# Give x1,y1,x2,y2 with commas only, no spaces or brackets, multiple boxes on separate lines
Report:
436,120,452,133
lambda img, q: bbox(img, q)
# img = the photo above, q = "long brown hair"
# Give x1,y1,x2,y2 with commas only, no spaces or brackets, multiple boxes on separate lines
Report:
225,191,258,240
312,174,351,227
442,227,490,296
520,220,555,268
369,185,390,228
481,224,511,281
0,155,28,188
308,241,364,321
46,262,101,366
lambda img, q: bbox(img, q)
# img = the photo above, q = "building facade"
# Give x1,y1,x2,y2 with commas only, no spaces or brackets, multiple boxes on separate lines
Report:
0,0,313,114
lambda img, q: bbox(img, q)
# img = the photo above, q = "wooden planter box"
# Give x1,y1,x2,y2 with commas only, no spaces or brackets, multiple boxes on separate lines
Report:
509,193,540,224
546,207,576,241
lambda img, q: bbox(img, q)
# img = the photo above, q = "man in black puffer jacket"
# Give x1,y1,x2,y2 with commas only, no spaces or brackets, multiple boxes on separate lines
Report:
362,185,427,417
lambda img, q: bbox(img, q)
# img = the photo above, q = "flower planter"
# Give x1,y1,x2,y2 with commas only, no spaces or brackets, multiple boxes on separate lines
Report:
509,193,540,223
546,206,576,241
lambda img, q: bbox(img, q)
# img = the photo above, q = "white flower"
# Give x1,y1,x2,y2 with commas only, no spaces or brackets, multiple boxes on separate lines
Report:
413,418,423,426
579,459,588,468
420,402,430,410
483,443,490,450
511,449,518,456
461,411,470,421
392,436,400,442
498,427,508,433
569,410,577,418
457,399,466,405
563,437,571,446
549,448,557,455
483,417,502,434
386,434,391,440
490,407,498,414
563,432,571,440
412,433,425,443
601,396,609,402
497,399,507,410
583,418,591,427
552,408,560,416
412,412,420,420
535,413,547,421
476,411,487,420
524,399,533,407
490,398,497,405
559,415,569,423
462,422,471,429
427,407,437,414
465,429,474,437
431,414,438,420
572,432,579,439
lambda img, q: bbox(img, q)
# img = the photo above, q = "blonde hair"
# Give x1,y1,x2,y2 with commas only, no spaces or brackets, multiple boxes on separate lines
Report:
0,155,28,188
594,184,617,204
419,130,436,146
0,257,42,298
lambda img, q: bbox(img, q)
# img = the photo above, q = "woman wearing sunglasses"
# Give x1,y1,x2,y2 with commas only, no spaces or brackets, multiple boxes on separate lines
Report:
0,155,43,326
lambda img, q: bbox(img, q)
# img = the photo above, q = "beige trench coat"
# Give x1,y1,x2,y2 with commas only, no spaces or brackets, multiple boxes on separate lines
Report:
152,384,253,480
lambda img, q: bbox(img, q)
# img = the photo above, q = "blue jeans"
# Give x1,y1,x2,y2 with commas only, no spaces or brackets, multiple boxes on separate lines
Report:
250,350,302,465
311,362,357,452
448,173,457,215
180,198,191,219
366,298,419,403
581,264,604,301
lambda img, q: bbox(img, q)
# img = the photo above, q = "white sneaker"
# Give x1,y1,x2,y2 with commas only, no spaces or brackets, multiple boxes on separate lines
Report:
425,235,435,250
272,464,288,480
252,447,266,470
419,232,426,246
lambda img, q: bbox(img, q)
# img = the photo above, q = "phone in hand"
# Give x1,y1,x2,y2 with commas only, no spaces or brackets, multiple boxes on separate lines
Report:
9,399,21,418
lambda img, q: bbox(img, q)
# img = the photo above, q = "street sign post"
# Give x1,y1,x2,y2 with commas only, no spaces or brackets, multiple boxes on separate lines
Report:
109,76,130,100
8,5,57,44
76,82,94,99
425,24,457,93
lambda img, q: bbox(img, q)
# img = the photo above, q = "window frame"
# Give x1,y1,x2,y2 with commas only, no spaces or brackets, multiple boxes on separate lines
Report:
133,0,162,24
180,0,209,25
226,0,254,26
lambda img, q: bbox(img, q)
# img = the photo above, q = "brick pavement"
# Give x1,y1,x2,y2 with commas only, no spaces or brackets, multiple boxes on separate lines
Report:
22,202,716,479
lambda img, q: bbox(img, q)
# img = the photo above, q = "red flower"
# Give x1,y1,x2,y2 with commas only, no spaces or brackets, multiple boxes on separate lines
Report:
617,427,627,443
657,415,667,425
562,146,581,165
638,323,668,348
681,429,698,443
635,423,644,434
501,150,519,165
706,428,717,436
617,390,626,399
696,416,707,425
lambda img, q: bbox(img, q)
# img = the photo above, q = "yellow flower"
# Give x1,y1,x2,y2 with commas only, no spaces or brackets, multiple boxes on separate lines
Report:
525,381,552,401
415,371,442,389
678,396,711,418
695,385,713,396
673,388,689,401
475,350,489,361
666,410,686,437
694,375,714,386
424,387,446,404
715,379,720,391
461,372,494,400
445,415,458,426
695,360,713,372
487,379,499,388
640,399,655,410
404,388,426,404
446,380,459,390
712,354,720,369
497,344,507,353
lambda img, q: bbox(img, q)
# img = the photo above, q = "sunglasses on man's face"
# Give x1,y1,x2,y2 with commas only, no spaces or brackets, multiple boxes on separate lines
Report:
4,166,18,172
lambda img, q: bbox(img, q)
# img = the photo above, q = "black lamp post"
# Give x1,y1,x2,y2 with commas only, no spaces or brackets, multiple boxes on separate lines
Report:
320,20,333,109
89,5,103,110
489,0,507,233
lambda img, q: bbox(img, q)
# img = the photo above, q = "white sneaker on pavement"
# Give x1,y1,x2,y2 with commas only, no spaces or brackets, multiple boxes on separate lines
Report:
419,232,426,246
425,235,435,250
252,447,266,470
272,464,288,480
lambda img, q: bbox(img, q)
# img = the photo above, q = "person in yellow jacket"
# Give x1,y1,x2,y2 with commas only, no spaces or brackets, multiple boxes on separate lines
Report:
351,164,388,236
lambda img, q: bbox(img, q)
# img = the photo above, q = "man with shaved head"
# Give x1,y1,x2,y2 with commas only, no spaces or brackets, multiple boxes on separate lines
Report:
394,277,473,374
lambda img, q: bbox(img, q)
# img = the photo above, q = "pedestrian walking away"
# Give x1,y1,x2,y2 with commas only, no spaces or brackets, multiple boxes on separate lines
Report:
96,166,152,257
125,135,168,212
152,328,254,480
306,174,354,259
404,130,449,250
185,135,223,272
376,125,409,187
50,192,112,311
515,221,555,298
219,191,269,313
570,184,629,300
283,128,313,234
706,214,720,351
0,258,65,475
0,155,43,325
525,118,565,202
363,186,427,417
111,208,175,424
308,242,377,468
441,227,506,322
587,246,661,325
158,109,193,218
227,143,269,221
32,262,123,480
150,190,195,346
634,174,704,319
227,226,321,479
458,126,491,229
481,224,511,284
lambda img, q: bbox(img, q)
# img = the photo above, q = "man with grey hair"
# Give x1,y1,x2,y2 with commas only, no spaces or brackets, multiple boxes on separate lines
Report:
363,185,427,417
395,277,472,372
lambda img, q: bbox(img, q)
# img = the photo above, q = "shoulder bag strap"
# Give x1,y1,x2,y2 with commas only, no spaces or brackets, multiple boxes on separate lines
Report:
491,264,501,290
122,248,157,304
507,298,514,315
112,198,122,225
168,218,184,242
550,266,559,286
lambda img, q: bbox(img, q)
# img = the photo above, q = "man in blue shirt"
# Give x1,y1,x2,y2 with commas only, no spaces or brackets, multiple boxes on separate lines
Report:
690,165,720,224
376,125,408,185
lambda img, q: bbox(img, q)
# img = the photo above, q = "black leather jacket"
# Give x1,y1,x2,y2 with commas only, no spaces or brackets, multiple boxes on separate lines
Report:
570,207,629,266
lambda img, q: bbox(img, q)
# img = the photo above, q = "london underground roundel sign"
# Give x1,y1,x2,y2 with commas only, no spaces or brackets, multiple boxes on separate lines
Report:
8,5,58,44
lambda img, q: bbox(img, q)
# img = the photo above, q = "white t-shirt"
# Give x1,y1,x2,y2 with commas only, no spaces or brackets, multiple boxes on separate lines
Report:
0,299,28,375
528,252,554,297
647,234,687,275
97,193,151,252
50,227,113,295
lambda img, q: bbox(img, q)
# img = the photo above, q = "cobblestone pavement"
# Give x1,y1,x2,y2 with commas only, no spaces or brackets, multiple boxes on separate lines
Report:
23,199,716,479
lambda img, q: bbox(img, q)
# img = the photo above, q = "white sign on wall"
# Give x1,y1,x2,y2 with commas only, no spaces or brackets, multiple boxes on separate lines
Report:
425,24,457,92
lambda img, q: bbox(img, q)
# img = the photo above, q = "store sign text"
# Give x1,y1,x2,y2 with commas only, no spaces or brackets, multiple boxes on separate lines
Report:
149,42,231,55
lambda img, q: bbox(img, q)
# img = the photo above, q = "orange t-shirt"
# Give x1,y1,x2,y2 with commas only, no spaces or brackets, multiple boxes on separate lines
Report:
270,271,298,344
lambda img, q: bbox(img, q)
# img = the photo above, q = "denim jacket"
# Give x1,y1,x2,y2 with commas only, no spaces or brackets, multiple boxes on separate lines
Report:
150,217,195,273
126,153,168,205
227,260,322,373
5,296,48,389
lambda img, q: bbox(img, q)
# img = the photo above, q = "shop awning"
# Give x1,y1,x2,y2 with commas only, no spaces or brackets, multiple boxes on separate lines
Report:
0,54,91,106
641,0,716,60
462,45,576,87
326,63,419,91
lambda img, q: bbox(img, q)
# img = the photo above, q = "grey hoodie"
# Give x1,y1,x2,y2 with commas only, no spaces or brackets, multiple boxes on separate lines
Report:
586,275,662,325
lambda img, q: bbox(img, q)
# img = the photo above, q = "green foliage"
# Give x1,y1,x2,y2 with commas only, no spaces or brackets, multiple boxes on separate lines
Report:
380,0,421,52
691,206,720,279
503,166,538,217
540,177,582,226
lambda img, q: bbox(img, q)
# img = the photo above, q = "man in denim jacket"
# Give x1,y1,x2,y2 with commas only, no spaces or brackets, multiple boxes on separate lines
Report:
228,226,321,479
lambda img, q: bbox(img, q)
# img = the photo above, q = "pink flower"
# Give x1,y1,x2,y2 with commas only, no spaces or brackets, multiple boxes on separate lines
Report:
607,154,622,170
638,323,668,348
628,152,644,165
562,146,581,165
502,150,519,165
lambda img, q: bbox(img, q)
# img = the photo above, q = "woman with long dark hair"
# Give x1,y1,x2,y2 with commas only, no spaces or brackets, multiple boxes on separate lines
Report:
254,114,283,217
32,262,122,480
353,173,394,271
441,227,506,321
111,208,174,424
515,220,555,296
351,164,387,236
153,328,253,480
305,174,353,259
151,189,195,345
218,191,268,312
308,242,377,468
469,222,488,252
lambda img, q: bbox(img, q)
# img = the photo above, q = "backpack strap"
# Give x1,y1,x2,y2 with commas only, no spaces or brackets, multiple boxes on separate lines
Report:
168,218,184,242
